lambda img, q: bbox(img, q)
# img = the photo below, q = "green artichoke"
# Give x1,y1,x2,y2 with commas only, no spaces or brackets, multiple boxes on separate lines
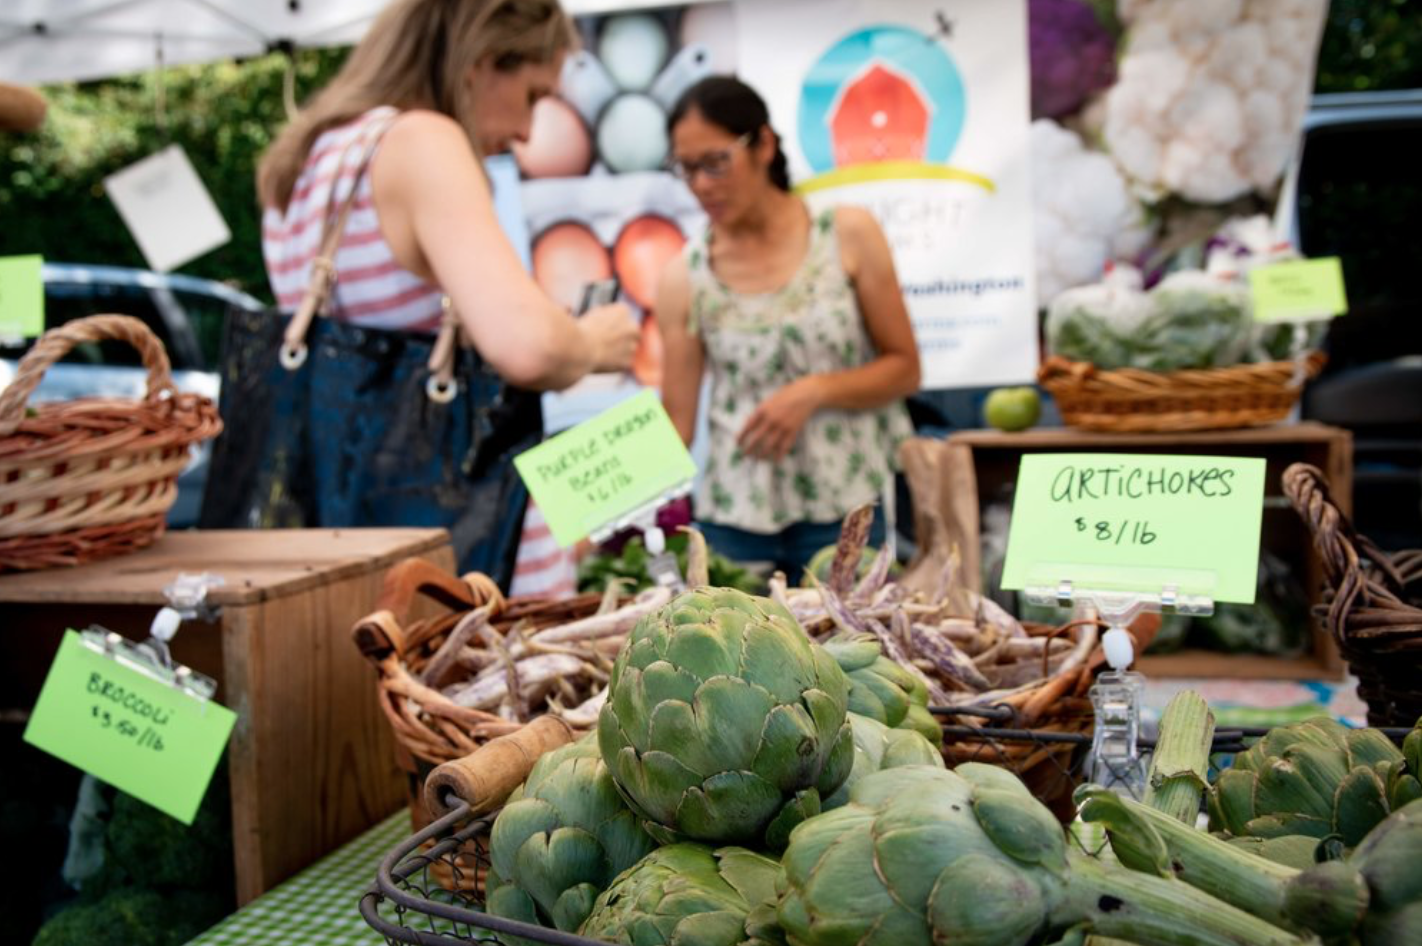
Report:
1352,797,1422,945
822,637,943,748
578,844,785,946
778,764,1308,946
823,712,944,809
1080,788,1422,944
487,738,657,933
1222,835,1328,871
598,587,854,849
1208,716,1412,847
899,702,943,746
1383,723,1421,811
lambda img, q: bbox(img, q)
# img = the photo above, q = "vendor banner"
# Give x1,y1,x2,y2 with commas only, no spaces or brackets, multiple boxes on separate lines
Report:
517,0,1037,436
735,0,1039,388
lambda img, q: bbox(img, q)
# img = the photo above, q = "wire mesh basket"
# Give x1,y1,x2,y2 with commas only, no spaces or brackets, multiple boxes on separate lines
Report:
359,710,1412,945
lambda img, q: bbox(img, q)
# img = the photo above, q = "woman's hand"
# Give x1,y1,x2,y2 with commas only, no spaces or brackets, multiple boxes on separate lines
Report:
737,376,824,461
580,303,640,373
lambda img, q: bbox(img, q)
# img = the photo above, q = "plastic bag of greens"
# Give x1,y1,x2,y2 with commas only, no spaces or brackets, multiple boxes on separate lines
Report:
1250,319,1329,363
1045,263,1150,369
1129,271,1253,371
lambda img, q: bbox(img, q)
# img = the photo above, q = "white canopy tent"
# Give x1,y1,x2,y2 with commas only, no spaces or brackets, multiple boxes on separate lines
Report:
0,0,717,86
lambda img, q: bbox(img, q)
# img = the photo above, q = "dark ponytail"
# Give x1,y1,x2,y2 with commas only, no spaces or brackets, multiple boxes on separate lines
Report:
668,75,792,192
766,139,790,192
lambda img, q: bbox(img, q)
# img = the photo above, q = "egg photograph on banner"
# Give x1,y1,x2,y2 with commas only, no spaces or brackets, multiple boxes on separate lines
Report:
517,6,737,429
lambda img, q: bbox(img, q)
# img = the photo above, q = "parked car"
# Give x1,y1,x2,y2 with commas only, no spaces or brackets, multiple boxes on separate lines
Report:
1279,89,1422,549
0,263,266,527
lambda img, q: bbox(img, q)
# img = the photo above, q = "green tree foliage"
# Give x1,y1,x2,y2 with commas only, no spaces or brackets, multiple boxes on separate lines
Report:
1315,0,1422,93
0,48,346,302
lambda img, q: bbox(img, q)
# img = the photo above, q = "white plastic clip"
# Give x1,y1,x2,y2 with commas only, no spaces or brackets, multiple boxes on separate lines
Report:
641,523,686,593
162,572,226,618
1101,625,1136,672
145,573,226,669
644,525,666,557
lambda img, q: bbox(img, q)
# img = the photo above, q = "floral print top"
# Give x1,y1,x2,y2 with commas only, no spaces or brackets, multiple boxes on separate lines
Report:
686,206,914,534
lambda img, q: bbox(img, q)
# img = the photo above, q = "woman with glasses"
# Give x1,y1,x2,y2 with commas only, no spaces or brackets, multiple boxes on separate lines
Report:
656,75,921,578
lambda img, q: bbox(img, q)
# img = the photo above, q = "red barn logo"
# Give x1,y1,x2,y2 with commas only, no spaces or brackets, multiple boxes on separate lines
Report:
828,62,931,165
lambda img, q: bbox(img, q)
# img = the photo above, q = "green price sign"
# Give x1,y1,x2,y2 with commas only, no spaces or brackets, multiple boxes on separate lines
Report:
1000,453,1267,604
514,389,697,548
1248,257,1348,322
0,254,44,339
24,630,237,825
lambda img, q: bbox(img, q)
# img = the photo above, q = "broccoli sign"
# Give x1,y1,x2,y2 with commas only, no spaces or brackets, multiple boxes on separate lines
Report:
24,630,236,825
1000,453,1267,604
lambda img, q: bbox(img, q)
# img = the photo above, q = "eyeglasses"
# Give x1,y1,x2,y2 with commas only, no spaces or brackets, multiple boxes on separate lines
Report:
667,133,752,181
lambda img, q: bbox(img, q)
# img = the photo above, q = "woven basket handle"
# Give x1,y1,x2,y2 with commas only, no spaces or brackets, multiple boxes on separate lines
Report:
0,314,174,436
1282,462,1412,646
376,558,503,619
1283,463,1357,588
351,558,505,663
1282,463,1407,589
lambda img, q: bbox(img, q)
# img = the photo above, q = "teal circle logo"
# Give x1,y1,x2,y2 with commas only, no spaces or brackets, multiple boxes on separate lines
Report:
799,25,967,174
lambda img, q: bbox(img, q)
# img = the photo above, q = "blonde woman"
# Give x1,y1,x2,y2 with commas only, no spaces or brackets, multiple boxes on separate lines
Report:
255,0,637,587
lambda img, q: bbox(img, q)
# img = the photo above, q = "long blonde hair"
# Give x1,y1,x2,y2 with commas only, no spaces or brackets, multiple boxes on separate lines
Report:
259,0,573,211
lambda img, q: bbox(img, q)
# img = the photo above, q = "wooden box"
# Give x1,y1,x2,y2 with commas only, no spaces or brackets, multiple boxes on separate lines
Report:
0,528,452,904
906,422,1353,680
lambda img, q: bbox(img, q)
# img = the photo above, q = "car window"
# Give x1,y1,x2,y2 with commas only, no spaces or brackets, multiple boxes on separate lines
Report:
0,281,185,369
171,288,232,369
1296,122,1422,311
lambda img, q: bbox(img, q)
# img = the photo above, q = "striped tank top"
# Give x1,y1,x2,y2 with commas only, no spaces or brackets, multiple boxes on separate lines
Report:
262,105,577,599
261,106,444,332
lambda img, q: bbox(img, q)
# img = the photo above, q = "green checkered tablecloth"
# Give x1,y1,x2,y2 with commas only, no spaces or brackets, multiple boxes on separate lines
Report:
188,811,410,946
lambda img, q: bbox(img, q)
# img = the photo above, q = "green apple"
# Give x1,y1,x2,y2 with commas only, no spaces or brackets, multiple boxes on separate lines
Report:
983,386,1041,432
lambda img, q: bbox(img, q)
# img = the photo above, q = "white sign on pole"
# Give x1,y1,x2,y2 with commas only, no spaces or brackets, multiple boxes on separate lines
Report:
736,0,1038,389
104,145,232,273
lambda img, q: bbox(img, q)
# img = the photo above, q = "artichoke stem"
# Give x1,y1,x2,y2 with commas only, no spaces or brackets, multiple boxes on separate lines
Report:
1085,792,1297,928
1144,691,1215,826
1062,853,1312,946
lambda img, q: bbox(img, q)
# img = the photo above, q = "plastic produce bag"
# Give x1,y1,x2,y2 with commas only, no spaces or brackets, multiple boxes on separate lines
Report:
1131,271,1253,371
1045,263,1150,368
1047,266,1253,371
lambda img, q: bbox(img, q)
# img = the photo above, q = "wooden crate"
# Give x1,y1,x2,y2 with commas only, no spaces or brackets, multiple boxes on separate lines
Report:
907,422,1353,680
0,528,452,905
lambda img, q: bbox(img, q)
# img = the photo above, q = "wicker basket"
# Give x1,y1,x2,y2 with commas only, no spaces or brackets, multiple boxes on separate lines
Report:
351,558,613,829
1283,463,1422,727
1038,352,1326,432
937,612,1160,822
0,314,223,571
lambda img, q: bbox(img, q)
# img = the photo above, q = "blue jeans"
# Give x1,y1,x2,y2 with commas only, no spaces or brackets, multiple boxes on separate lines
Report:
698,512,886,582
